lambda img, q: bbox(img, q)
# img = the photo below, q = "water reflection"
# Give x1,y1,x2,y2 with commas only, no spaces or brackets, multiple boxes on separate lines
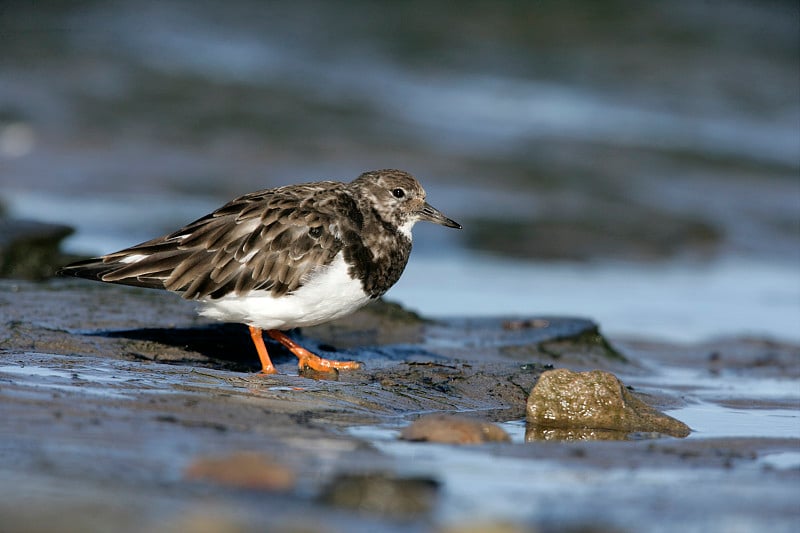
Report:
525,426,633,442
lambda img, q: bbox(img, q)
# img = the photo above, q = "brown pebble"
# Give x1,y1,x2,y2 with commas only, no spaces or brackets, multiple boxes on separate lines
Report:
184,451,295,491
400,414,511,444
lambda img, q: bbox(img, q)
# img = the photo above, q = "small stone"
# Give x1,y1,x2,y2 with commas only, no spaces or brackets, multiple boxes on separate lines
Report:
319,472,439,520
400,414,511,444
183,451,295,490
526,369,691,439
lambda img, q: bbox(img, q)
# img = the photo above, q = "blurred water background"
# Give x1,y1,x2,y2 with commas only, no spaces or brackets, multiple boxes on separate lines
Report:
1,0,798,342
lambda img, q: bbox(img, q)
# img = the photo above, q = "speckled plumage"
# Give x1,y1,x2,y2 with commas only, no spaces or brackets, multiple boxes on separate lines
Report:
58,169,460,334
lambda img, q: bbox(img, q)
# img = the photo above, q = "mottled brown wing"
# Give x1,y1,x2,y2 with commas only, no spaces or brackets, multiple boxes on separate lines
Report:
58,182,351,299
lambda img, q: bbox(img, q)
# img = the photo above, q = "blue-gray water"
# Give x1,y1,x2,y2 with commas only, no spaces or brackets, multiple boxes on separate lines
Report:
1,0,798,341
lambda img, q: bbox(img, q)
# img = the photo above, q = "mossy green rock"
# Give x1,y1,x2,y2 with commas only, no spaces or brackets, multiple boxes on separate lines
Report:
0,219,74,280
527,368,691,439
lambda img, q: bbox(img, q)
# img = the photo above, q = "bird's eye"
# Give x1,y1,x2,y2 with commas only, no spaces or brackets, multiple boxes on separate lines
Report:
392,188,405,199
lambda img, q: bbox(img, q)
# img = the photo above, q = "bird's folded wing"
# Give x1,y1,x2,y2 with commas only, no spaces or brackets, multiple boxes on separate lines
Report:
58,185,350,299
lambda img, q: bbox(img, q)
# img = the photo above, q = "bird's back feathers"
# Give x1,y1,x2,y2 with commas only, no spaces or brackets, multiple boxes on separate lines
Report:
58,181,357,299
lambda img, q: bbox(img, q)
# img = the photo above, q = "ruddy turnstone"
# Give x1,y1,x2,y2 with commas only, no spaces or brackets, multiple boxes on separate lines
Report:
58,169,461,375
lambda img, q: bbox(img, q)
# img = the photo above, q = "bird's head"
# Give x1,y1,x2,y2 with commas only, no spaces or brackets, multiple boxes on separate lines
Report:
351,169,461,236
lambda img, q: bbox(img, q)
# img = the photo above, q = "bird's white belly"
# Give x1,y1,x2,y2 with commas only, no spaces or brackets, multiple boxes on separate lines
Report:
197,252,371,330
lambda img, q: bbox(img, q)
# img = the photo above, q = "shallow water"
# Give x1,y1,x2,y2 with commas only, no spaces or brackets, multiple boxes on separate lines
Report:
344,397,799,529
396,254,800,343
345,343,800,527
636,362,800,439
349,416,799,529
634,366,800,402
758,451,800,470
495,403,800,442
668,403,799,439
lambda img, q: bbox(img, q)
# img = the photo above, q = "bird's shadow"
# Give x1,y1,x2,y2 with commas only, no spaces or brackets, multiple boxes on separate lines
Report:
98,323,297,372
95,323,448,373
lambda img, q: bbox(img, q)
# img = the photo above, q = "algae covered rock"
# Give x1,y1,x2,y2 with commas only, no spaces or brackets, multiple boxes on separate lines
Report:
526,368,690,439
0,219,75,279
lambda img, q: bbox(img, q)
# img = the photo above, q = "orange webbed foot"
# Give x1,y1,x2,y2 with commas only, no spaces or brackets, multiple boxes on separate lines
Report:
265,330,360,374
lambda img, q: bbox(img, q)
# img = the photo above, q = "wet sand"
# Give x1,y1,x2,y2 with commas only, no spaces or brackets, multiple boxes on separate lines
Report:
1,279,797,532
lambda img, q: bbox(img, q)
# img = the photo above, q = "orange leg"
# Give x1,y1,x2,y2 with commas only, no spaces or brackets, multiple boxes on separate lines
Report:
266,329,361,373
248,326,278,374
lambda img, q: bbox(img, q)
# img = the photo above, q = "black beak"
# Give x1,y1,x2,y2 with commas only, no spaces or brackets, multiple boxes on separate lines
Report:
418,202,462,229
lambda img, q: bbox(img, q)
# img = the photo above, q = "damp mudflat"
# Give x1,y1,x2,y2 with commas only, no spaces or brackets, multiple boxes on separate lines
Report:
1,280,798,532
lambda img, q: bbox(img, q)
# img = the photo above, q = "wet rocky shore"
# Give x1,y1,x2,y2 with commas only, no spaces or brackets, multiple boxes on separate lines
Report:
1,275,798,532
1,2,798,530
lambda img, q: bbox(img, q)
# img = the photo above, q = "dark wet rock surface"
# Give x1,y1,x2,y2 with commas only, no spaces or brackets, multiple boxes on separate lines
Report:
1,279,798,531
